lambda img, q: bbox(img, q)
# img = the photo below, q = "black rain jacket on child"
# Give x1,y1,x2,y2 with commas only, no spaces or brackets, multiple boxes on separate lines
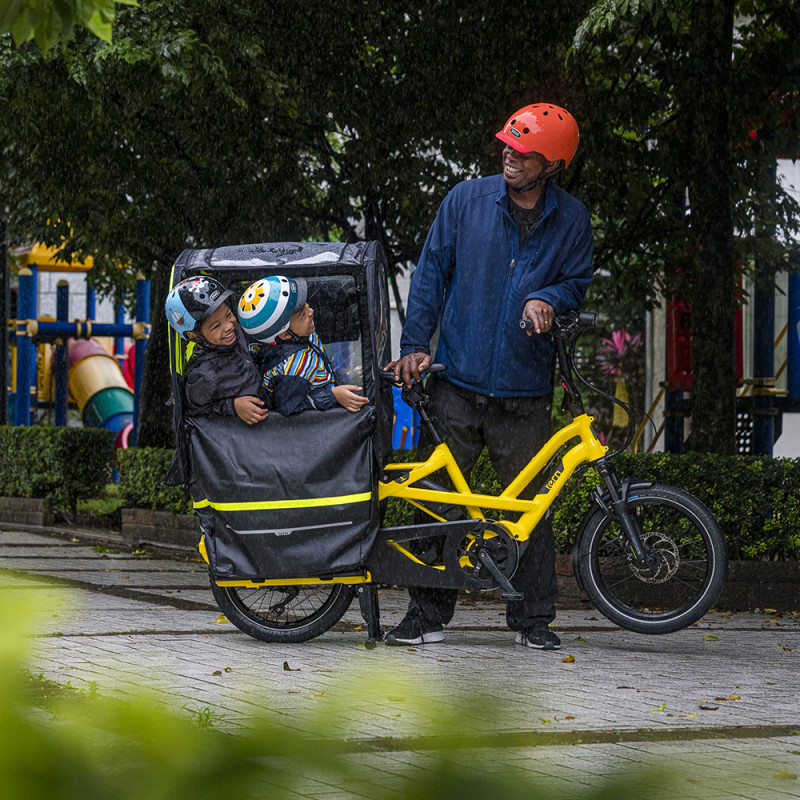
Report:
260,331,338,416
184,327,267,417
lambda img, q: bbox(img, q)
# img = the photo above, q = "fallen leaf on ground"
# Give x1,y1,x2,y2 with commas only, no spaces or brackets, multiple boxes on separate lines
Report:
773,772,798,781
283,662,299,671
652,702,666,712
699,705,719,711
562,655,575,663
703,634,720,640
714,694,740,701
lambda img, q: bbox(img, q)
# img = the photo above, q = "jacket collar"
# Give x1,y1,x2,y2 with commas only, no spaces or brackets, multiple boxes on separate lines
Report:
495,173,559,221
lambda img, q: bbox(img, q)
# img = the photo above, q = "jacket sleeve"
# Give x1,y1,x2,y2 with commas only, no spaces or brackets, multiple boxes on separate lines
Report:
272,375,313,416
183,372,236,417
399,190,458,357
525,210,594,315
308,383,337,410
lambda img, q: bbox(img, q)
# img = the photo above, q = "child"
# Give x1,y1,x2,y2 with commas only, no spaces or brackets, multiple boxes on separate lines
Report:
165,276,269,425
238,275,368,416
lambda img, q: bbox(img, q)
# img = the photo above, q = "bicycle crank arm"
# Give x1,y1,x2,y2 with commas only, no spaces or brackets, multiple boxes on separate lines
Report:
475,548,524,601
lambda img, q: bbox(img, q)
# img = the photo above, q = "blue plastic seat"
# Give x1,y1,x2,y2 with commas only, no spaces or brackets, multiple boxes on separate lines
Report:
391,385,420,449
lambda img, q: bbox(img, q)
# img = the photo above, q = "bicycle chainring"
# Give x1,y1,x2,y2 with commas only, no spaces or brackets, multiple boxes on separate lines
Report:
455,521,519,590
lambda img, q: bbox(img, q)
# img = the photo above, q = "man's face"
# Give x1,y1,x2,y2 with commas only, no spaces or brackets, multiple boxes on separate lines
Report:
197,303,237,346
502,145,549,190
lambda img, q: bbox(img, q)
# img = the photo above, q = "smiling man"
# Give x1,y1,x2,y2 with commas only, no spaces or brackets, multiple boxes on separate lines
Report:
387,103,594,651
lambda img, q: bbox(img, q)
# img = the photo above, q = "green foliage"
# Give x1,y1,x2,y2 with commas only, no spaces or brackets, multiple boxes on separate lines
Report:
552,452,800,560
0,0,137,51
0,425,114,515
116,447,192,515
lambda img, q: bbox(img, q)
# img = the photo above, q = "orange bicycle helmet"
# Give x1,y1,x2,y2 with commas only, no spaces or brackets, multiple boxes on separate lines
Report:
496,104,580,168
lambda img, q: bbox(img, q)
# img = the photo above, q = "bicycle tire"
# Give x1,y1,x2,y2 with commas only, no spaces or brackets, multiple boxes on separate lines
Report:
574,484,727,634
210,579,354,643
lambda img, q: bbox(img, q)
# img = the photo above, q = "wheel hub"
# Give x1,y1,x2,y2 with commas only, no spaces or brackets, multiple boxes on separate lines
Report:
628,531,680,583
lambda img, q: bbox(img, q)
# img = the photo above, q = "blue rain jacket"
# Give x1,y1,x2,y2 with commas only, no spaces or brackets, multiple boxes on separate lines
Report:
400,174,594,397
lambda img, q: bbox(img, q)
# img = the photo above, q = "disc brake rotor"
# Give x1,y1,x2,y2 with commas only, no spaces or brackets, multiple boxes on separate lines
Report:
628,531,680,584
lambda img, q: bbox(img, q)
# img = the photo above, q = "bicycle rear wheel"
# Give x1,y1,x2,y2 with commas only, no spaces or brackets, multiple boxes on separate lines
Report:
210,579,354,643
574,484,727,634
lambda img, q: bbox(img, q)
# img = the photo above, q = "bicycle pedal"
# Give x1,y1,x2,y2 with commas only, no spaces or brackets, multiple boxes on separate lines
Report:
500,592,525,601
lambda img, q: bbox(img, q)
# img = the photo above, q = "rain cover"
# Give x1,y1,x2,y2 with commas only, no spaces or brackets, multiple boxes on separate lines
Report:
190,406,378,580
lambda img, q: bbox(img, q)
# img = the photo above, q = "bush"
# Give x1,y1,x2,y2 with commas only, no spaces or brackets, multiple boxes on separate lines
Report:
0,426,115,516
117,448,193,515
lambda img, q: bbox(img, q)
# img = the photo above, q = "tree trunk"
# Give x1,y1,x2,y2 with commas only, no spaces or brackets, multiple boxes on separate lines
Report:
137,263,175,448
687,0,737,454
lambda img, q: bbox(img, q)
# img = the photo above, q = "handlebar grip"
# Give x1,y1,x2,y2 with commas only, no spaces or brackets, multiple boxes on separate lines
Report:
519,319,534,331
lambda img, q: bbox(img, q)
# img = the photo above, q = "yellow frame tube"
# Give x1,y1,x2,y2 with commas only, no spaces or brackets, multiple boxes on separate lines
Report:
379,414,607,540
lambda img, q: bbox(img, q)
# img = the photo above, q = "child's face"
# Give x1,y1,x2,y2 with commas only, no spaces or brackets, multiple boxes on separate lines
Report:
287,303,315,338
197,303,237,346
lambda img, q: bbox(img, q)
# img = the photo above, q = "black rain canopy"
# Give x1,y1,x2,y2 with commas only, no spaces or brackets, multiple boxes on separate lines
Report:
168,241,393,580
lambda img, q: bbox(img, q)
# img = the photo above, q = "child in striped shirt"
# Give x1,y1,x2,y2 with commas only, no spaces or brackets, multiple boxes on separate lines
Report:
257,288,368,416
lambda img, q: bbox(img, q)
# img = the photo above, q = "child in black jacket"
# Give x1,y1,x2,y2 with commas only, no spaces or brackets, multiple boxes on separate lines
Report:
165,276,268,425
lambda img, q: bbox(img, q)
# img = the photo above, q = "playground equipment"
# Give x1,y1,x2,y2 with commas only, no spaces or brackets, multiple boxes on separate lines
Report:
68,338,134,448
634,268,800,457
11,247,150,444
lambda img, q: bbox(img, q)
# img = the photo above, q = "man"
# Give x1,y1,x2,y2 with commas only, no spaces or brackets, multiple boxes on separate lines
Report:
386,103,594,651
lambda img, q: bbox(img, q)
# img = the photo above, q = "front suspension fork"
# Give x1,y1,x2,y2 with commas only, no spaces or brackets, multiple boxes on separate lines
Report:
592,459,652,564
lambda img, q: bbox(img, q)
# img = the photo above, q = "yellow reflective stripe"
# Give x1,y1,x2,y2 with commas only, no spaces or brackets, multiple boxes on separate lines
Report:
216,573,371,587
194,491,372,511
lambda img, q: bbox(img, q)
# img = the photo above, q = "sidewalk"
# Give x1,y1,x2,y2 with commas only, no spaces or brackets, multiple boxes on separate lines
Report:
3,524,800,799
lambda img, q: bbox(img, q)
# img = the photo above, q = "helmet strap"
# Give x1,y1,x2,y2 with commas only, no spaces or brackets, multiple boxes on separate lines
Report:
510,161,563,194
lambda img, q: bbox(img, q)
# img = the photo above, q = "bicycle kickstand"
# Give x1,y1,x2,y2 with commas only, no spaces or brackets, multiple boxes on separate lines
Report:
356,585,383,648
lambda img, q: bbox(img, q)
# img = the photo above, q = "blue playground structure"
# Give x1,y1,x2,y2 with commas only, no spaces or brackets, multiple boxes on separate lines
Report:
12,260,150,445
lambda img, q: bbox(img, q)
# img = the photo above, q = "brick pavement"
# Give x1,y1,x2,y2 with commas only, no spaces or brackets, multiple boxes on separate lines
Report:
2,526,800,799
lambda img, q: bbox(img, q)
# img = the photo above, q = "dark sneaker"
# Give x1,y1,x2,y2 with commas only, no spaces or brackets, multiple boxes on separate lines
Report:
515,625,561,650
385,611,444,646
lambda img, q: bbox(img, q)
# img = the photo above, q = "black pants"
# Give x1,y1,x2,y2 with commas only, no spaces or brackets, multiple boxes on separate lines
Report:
407,378,558,632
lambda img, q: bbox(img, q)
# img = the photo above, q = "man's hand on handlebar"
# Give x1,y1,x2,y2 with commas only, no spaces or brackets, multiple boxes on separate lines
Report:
521,299,554,336
385,352,432,386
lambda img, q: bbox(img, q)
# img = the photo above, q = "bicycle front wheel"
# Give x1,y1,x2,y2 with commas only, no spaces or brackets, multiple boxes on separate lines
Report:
574,484,727,634
210,579,354,643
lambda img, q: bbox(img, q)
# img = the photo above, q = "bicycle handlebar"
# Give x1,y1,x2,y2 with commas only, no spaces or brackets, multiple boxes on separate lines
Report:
519,311,596,337
379,362,447,384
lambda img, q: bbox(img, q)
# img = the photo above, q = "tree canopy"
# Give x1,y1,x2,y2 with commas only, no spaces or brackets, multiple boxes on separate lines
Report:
1,0,799,451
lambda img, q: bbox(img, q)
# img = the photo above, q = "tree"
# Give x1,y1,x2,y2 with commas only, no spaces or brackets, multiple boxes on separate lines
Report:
0,0,136,51
0,1,591,446
571,0,800,453
3,0,798,455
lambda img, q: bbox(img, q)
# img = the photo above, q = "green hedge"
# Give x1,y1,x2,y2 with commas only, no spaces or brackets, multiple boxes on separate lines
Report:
0,426,115,515
551,452,800,561
111,446,800,560
117,448,193,515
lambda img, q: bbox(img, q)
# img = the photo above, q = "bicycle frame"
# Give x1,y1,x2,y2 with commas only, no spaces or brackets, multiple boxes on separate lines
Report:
379,412,608,543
